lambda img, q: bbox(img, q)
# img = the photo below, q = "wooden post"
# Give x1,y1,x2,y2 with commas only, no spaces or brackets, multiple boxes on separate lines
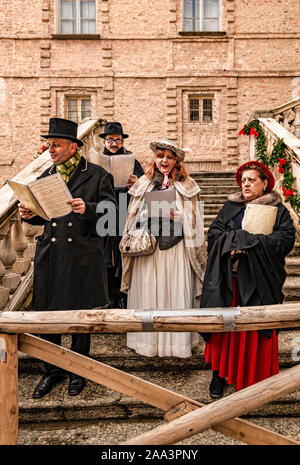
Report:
0,333,18,445
122,363,300,445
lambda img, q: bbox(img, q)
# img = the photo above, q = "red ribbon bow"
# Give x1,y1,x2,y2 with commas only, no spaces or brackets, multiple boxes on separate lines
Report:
239,126,246,136
278,158,286,173
249,126,259,137
282,186,294,199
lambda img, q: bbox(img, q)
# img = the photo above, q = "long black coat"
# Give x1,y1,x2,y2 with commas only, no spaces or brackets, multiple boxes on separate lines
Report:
25,157,117,311
200,192,295,338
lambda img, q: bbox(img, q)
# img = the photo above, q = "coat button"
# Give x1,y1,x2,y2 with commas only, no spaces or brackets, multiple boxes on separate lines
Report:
68,222,73,227
51,237,56,242
67,237,73,242
52,222,57,227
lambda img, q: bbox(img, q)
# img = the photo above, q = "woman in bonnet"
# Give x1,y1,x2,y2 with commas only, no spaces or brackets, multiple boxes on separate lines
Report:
120,140,206,357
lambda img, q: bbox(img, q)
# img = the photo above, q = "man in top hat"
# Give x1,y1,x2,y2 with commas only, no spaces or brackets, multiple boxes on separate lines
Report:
99,122,144,308
19,118,117,398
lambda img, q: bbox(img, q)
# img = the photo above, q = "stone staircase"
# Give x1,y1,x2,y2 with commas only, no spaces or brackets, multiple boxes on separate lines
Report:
17,172,300,445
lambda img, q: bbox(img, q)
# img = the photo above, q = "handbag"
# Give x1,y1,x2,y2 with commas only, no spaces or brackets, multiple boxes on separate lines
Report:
119,215,157,257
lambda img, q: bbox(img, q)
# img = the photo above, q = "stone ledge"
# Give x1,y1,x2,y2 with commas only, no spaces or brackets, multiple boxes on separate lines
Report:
51,34,101,40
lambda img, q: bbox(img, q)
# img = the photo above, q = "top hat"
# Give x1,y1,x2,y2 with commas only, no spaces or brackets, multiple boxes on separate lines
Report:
236,160,275,191
41,118,83,147
99,122,129,139
150,139,186,162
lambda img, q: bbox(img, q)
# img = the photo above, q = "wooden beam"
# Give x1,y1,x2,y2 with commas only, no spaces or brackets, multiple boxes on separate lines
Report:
1,302,300,334
0,333,18,445
19,334,298,445
122,364,300,445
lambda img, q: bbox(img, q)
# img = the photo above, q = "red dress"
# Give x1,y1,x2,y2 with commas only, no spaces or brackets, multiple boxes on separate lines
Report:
204,277,279,391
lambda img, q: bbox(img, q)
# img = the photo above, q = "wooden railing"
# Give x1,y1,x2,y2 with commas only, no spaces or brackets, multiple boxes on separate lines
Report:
0,305,299,446
0,118,107,312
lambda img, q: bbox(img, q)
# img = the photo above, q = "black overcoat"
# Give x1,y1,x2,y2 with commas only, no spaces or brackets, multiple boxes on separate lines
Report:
25,157,117,311
201,194,295,317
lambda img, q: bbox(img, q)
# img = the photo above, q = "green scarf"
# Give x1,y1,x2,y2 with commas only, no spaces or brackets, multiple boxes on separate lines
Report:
56,152,81,183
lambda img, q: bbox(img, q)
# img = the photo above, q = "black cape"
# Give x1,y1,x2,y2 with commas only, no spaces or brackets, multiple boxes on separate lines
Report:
200,197,295,339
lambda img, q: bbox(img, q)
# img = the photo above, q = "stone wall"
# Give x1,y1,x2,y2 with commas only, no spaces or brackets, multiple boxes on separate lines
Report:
0,0,299,184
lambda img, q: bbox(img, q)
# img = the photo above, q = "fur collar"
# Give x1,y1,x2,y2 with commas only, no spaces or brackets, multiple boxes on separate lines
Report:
128,174,200,198
228,190,282,206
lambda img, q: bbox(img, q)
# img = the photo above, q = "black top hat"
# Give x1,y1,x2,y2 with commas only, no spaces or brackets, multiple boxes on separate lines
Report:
99,122,129,139
41,118,83,147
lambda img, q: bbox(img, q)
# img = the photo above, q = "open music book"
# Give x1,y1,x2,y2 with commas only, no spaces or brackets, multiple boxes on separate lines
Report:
98,153,135,187
242,203,277,235
7,173,73,221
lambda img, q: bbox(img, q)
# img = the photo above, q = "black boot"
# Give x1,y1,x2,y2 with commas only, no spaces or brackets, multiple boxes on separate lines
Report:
209,370,225,399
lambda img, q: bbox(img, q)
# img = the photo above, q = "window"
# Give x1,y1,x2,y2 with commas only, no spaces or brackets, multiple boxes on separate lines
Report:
183,0,220,32
189,96,213,122
59,0,96,34
66,96,91,123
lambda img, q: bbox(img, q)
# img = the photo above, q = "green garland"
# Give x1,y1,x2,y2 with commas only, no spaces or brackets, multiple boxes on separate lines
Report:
239,119,300,213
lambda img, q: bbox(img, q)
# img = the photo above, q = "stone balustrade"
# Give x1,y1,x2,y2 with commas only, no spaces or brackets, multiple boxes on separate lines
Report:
0,117,107,312
271,98,300,139
249,116,300,235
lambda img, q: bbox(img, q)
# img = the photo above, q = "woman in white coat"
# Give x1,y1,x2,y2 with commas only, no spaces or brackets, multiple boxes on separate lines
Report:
120,140,206,358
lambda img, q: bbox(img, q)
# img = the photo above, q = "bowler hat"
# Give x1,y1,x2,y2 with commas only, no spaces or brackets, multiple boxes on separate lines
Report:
236,160,275,191
41,118,83,147
99,122,129,139
150,139,186,162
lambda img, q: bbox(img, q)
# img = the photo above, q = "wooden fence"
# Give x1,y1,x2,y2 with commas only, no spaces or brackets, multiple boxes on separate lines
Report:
0,304,299,446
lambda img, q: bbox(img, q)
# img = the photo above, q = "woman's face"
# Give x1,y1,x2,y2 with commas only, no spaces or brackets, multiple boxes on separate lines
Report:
154,149,176,173
241,169,268,201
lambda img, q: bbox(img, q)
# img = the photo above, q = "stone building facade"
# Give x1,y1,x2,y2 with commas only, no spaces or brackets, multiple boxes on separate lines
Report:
0,0,299,184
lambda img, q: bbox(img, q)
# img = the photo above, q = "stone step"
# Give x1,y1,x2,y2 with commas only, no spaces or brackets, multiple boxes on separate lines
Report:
18,365,300,427
18,329,300,375
288,242,300,257
285,256,300,275
199,185,237,194
16,331,300,444
200,194,229,204
17,416,300,446
192,172,236,180
283,276,300,301
203,204,222,214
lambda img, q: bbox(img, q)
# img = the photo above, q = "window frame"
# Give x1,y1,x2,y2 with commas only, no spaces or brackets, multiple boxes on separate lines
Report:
183,0,221,33
58,0,97,35
64,95,92,123
188,95,214,123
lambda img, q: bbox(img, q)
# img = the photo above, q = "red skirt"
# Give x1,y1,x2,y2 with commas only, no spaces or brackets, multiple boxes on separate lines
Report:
204,278,279,391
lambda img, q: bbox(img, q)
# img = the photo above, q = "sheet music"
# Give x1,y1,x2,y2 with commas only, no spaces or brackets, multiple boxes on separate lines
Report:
28,173,73,219
242,203,277,235
97,153,110,172
110,154,135,187
145,188,176,217
6,180,48,220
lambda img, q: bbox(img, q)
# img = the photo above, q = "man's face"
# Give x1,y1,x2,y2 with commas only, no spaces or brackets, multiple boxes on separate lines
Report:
48,138,77,165
104,134,124,153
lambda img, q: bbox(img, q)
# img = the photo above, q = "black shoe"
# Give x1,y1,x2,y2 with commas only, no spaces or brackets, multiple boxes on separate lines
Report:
33,374,66,399
209,371,225,399
68,375,86,396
